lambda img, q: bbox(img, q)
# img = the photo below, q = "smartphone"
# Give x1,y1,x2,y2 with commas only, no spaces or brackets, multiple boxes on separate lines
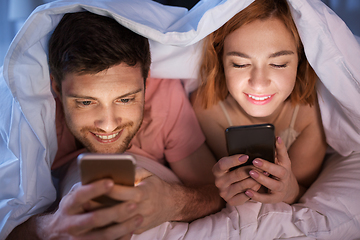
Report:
77,153,136,207
225,123,275,167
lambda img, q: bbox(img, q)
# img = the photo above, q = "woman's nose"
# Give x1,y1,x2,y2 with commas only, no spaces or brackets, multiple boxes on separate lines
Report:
248,67,271,90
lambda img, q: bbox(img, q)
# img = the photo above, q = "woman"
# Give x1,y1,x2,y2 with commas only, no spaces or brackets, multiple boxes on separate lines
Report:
192,0,327,206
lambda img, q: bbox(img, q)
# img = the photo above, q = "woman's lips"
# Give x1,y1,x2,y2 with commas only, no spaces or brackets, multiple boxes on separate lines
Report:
245,93,275,105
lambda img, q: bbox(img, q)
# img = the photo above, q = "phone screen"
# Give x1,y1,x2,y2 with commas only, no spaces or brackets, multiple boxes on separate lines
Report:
78,153,136,206
225,123,275,166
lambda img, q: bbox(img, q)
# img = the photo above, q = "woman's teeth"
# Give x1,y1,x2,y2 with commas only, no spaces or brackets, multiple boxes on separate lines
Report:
248,94,271,101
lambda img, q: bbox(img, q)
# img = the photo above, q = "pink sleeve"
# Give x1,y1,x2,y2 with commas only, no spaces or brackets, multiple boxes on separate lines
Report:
162,80,205,163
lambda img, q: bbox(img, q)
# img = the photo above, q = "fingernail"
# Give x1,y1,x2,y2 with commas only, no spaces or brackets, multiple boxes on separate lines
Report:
104,180,114,189
277,136,282,144
239,155,249,163
128,203,137,211
249,170,259,178
245,190,254,198
135,215,143,227
263,171,270,177
253,159,263,167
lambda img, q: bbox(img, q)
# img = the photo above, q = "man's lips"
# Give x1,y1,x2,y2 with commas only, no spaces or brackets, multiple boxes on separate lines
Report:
245,93,275,105
91,130,123,143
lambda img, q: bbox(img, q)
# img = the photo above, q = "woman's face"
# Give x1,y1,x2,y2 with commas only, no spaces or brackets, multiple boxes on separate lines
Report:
223,17,298,118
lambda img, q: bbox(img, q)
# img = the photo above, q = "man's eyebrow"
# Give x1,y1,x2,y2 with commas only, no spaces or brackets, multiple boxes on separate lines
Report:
68,88,143,99
226,51,251,59
116,88,143,98
269,50,294,58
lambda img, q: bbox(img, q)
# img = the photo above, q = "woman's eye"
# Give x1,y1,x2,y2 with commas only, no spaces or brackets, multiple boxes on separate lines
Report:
232,63,249,68
271,63,288,68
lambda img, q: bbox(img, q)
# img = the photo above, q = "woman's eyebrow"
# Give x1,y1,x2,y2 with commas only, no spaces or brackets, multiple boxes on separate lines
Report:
226,51,251,58
226,50,294,59
268,50,294,58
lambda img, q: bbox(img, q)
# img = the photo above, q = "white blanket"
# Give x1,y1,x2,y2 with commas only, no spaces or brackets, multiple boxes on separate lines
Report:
61,152,360,240
0,0,359,238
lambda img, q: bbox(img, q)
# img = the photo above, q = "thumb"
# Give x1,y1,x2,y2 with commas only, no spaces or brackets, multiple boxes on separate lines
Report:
275,136,291,168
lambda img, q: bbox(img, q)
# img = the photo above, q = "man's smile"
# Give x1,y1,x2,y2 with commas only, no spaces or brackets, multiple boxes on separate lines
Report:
91,130,123,143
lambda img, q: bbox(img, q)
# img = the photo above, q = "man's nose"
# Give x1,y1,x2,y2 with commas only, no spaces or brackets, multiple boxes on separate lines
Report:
94,106,121,132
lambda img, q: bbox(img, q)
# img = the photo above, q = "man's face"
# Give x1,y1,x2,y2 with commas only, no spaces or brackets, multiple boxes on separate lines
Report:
55,63,145,153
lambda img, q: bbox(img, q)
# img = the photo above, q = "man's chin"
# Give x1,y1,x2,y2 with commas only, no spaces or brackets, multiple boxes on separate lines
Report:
88,146,127,154
83,141,128,154
75,131,135,154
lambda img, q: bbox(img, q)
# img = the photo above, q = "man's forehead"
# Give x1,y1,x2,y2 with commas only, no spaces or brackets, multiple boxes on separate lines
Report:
61,63,144,96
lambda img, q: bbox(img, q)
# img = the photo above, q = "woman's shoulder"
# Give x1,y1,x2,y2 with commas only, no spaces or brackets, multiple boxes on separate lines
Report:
190,91,228,126
294,102,322,132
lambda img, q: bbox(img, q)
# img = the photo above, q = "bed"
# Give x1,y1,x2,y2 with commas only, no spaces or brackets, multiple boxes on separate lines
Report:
0,0,359,239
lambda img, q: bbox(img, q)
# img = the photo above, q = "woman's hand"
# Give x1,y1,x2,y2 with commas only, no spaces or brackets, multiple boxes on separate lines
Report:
244,137,299,204
212,154,262,206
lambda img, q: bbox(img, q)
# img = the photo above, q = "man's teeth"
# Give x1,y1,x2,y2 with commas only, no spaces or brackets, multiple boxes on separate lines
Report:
248,94,271,101
96,132,119,140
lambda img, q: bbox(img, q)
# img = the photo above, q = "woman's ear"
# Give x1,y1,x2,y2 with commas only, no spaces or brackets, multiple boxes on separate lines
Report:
50,74,61,99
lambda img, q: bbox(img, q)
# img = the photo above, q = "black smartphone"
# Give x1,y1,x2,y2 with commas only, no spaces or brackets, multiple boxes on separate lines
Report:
225,123,275,167
78,153,136,207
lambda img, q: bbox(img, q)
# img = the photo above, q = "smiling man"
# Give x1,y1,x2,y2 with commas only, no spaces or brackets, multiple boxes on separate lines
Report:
7,11,222,240
54,63,145,154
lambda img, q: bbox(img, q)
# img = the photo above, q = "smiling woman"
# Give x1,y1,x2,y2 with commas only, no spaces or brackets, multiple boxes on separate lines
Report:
191,0,327,206
222,17,299,119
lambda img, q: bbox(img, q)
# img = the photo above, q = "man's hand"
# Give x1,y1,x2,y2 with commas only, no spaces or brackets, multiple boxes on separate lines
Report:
244,137,300,204
212,155,262,206
8,179,143,240
107,174,181,234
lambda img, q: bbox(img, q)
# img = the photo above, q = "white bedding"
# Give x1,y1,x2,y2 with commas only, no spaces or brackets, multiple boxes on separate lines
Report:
0,0,359,239
61,152,360,240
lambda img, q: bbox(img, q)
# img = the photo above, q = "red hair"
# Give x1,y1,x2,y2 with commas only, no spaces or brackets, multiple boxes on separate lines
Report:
195,0,317,109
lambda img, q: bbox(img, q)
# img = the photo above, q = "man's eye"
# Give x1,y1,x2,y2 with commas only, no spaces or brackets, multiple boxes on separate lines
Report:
81,101,92,105
120,97,134,103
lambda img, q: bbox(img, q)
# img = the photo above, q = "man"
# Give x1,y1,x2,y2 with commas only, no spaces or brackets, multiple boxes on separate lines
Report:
6,11,222,239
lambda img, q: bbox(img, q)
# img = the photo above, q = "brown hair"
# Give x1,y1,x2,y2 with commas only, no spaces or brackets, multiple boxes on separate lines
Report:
196,0,317,109
48,11,151,91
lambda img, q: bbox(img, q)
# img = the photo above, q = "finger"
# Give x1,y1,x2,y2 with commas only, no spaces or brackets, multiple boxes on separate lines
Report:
220,177,260,201
224,193,250,206
249,169,283,192
108,182,147,203
215,164,254,190
252,158,287,181
275,136,291,168
213,155,249,177
77,214,143,240
223,180,262,206
64,179,114,214
68,201,139,234
244,189,279,204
